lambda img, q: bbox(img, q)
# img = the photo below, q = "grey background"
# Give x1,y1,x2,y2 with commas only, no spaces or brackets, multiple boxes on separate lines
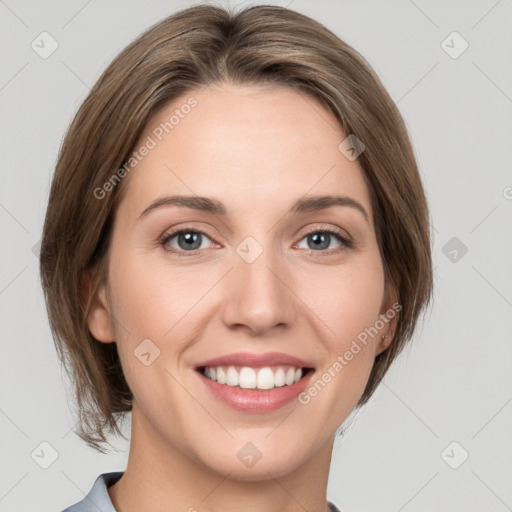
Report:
1,0,511,511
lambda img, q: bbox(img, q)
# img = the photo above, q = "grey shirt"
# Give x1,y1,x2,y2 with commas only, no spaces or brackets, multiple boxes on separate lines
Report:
61,472,342,512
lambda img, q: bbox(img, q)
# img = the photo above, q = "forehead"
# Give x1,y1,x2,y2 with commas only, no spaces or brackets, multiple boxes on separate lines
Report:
117,83,373,224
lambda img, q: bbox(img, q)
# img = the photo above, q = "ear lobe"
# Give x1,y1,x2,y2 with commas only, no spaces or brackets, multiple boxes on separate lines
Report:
376,274,400,356
377,332,393,355
81,272,116,343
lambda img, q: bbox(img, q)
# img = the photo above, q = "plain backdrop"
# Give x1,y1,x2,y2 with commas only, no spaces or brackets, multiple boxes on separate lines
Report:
1,1,511,511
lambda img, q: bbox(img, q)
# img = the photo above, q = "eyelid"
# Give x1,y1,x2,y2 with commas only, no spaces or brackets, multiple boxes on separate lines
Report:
160,222,217,240
298,224,353,244
159,222,219,250
159,222,354,254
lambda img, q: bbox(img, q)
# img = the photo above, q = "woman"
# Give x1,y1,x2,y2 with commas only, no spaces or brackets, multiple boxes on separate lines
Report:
40,4,433,511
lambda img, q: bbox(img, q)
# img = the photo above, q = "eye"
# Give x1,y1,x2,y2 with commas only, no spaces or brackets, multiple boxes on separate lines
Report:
160,226,216,255
295,226,353,255
159,224,353,257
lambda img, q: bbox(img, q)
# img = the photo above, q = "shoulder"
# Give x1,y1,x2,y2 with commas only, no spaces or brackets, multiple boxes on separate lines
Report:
60,471,124,512
328,501,342,512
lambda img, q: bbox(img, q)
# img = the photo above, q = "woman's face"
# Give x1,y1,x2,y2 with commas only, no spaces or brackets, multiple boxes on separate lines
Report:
89,82,396,479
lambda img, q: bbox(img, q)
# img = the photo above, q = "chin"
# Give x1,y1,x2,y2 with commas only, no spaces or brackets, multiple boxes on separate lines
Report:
193,438,311,481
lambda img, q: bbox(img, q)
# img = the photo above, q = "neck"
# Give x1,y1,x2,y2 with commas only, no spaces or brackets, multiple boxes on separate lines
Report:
108,403,334,512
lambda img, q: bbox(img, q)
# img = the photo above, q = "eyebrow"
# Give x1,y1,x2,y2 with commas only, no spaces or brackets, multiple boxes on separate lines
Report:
138,194,370,224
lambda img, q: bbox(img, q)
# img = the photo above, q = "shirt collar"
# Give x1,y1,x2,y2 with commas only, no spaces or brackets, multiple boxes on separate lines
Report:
63,472,124,512
63,471,341,512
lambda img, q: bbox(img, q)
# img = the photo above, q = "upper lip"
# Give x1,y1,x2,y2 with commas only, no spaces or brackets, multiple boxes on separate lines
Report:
195,351,314,369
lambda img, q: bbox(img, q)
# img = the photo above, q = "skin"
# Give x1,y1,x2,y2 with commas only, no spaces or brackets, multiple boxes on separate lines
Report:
87,81,398,512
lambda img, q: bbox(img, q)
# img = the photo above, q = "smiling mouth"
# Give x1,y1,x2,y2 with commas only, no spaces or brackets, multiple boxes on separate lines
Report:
196,365,314,391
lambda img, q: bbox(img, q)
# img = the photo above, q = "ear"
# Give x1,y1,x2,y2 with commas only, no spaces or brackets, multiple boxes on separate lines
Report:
81,271,116,343
375,272,400,356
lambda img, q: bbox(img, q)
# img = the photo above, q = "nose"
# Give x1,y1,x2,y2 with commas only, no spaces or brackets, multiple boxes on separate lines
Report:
221,246,297,336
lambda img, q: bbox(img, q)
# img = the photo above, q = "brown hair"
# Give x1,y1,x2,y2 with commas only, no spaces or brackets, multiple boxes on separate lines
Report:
40,3,433,453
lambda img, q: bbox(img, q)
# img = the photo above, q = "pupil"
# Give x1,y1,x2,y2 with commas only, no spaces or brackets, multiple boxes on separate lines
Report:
310,233,329,250
180,232,201,250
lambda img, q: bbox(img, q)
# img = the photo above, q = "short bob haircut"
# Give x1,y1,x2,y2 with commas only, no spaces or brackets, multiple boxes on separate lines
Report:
40,3,433,453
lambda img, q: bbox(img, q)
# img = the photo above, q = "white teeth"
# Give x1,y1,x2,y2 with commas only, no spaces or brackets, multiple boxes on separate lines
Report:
226,366,239,386
202,365,306,390
256,367,274,389
216,367,226,384
239,367,256,389
274,367,286,387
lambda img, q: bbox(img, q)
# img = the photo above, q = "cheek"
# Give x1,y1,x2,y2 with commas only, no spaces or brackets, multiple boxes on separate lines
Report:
109,237,385,348
300,253,385,344
295,261,384,417
108,247,194,342
106,252,198,417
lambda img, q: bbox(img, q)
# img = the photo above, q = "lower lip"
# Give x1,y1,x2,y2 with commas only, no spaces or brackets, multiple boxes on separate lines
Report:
196,369,314,412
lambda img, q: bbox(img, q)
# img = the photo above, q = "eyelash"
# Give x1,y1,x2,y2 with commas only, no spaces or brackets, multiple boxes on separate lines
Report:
158,224,354,258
